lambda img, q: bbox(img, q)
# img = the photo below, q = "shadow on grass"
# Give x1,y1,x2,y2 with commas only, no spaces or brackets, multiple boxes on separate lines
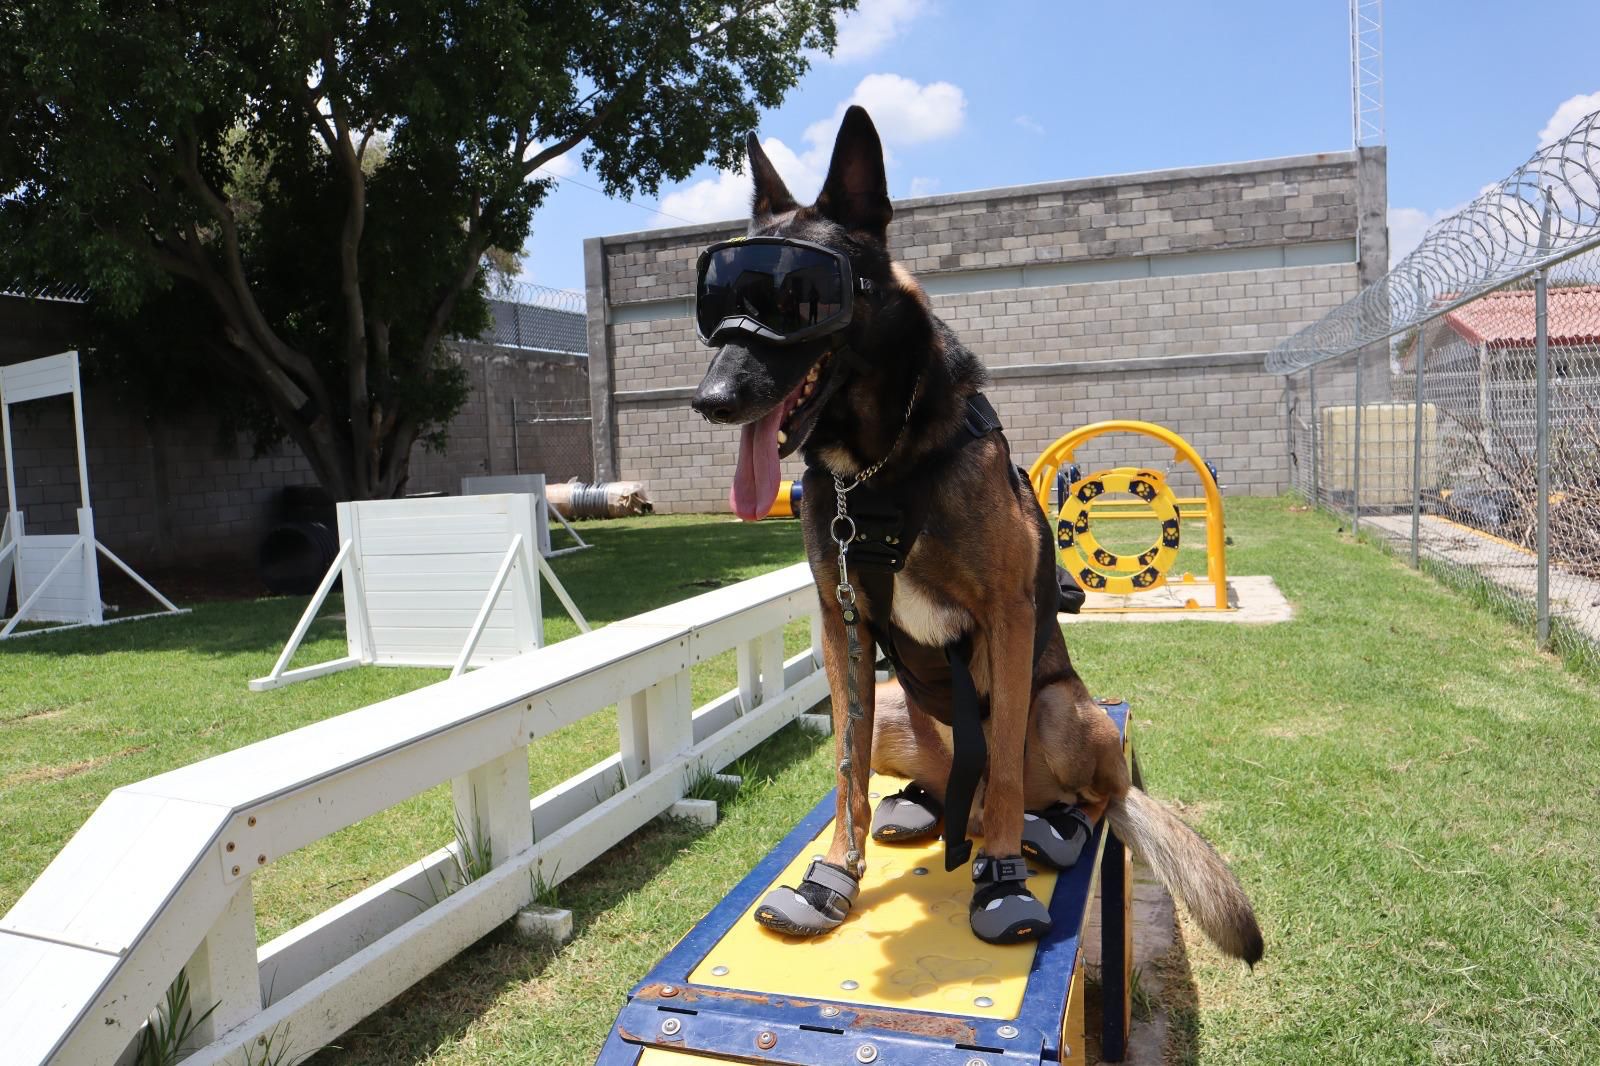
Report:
312,722,826,1065
1,515,808,661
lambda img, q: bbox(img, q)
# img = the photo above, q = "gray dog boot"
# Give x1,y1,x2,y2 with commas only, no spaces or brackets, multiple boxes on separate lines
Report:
871,782,942,843
968,855,1052,945
1020,803,1094,870
754,859,860,936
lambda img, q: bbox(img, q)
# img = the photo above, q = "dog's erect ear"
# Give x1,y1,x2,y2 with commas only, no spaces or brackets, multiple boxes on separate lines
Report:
747,133,798,218
816,105,892,235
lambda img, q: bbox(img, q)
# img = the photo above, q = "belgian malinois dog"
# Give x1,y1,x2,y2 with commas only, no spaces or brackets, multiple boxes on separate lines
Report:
691,105,1263,960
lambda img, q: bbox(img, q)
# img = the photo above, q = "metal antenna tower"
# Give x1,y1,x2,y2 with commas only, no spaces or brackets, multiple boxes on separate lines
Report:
1349,0,1384,147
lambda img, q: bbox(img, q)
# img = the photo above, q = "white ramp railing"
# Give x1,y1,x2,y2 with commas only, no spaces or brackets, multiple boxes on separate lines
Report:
0,563,826,1066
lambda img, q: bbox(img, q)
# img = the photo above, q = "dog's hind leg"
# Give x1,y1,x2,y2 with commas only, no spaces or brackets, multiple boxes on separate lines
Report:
869,680,951,843
753,594,876,937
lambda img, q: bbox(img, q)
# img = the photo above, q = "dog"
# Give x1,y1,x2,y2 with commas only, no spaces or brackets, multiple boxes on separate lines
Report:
690,105,1263,960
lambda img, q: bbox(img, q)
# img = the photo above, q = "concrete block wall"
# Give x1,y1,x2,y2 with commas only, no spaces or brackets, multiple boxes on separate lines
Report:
408,343,593,491
2,342,591,570
587,151,1384,512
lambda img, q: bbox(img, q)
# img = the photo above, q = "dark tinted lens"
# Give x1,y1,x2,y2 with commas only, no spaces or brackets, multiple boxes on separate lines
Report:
697,244,847,340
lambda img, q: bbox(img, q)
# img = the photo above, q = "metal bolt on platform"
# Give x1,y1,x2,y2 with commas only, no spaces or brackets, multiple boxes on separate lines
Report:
660,1017,681,1037
855,1044,878,1063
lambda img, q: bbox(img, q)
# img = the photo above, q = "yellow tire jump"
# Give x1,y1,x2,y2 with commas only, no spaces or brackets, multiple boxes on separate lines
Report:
1029,420,1231,612
1059,467,1182,594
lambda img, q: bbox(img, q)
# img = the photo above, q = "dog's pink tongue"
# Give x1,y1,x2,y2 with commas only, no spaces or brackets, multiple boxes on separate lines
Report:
730,405,784,521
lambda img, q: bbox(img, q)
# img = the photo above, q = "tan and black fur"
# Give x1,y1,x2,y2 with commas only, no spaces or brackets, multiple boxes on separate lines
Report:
692,106,1263,963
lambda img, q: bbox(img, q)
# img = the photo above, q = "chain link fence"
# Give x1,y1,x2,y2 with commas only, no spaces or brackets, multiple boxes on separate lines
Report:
485,281,588,353
1276,108,1600,674
478,281,596,483
512,396,594,483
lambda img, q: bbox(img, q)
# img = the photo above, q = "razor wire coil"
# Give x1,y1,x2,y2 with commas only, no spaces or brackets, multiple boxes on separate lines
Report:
1266,106,1600,375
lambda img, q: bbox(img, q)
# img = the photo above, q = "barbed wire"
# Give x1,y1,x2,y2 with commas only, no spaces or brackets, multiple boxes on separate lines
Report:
488,280,587,314
0,278,91,302
1267,106,1600,374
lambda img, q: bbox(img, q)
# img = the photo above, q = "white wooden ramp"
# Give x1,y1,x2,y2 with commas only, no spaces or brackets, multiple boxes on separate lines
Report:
0,563,824,1066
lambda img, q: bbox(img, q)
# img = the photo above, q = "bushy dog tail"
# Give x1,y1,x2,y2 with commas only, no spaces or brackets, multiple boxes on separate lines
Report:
1105,788,1264,966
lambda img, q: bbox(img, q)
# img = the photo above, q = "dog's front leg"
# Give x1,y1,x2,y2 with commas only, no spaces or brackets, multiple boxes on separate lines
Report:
967,601,1055,944
752,587,873,937
818,596,877,874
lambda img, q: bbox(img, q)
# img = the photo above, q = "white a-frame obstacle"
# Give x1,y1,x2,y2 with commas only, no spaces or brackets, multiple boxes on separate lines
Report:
250,492,591,691
0,351,186,638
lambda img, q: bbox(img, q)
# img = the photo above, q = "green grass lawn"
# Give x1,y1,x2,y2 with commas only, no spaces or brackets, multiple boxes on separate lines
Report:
3,499,1598,1065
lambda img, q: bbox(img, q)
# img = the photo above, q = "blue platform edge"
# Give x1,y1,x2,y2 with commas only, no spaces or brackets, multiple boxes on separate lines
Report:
596,700,1130,1066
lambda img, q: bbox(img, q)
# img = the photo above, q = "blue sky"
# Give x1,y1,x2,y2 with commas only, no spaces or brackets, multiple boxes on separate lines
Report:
515,0,1600,293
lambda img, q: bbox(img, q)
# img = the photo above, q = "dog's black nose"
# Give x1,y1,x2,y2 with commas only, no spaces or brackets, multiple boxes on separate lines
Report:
691,379,740,424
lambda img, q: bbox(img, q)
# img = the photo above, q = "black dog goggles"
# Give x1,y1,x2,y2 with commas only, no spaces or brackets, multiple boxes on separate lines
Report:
694,236,874,346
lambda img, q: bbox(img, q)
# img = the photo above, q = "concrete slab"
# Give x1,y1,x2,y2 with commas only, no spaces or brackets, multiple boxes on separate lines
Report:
1366,514,1600,650
1060,574,1292,624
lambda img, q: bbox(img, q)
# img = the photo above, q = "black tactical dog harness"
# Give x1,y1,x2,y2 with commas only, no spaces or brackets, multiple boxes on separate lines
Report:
810,394,1078,871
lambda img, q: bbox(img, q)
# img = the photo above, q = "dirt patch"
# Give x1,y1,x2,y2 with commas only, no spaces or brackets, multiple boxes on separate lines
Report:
0,705,72,727
1,745,148,788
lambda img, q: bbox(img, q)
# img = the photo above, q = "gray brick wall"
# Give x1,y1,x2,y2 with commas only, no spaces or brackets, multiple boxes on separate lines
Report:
588,151,1381,510
2,342,590,570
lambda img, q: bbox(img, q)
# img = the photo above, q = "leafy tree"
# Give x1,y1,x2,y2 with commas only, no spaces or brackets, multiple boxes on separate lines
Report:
1,0,850,498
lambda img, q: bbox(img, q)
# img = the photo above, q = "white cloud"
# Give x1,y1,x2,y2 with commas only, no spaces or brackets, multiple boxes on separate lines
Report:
908,176,940,197
651,73,964,228
822,0,926,63
1014,114,1045,136
803,74,966,149
525,142,579,179
1387,92,1600,269
1538,90,1600,147
654,137,826,226
1387,205,1455,267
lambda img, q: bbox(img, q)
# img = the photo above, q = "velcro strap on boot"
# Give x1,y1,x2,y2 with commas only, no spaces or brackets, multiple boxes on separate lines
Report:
971,855,1029,885
803,860,861,903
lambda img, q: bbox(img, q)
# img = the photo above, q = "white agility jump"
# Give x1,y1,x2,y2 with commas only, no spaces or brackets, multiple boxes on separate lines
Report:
250,492,590,690
0,351,185,638
0,563,826,1066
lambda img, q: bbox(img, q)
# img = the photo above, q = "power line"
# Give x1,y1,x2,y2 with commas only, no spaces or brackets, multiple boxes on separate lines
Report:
536,167,701,225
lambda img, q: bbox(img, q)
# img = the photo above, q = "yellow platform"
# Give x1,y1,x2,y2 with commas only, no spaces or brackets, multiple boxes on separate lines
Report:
597,699,1133,1066
689,774,1059,1019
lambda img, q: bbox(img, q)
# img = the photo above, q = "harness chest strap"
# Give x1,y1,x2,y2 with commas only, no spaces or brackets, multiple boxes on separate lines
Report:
829,392,1050,872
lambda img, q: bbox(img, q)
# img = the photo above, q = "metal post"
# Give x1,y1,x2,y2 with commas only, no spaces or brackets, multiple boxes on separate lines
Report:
511,397,521,475
1309,368,1319,505
1352,348,1363,532
1535,265,1551,646
1410,281,1427,567
1534,187,1554,648
1283,378,1293,495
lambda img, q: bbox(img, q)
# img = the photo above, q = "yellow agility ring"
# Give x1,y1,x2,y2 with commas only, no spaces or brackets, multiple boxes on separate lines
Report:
1028,420,1230,611
1059,467,1182,593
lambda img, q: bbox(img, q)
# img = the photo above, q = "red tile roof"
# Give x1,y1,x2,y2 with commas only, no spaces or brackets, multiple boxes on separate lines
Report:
1442,285,1600,349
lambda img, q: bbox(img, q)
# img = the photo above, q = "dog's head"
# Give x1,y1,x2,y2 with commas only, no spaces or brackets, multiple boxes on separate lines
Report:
691,105,907,520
